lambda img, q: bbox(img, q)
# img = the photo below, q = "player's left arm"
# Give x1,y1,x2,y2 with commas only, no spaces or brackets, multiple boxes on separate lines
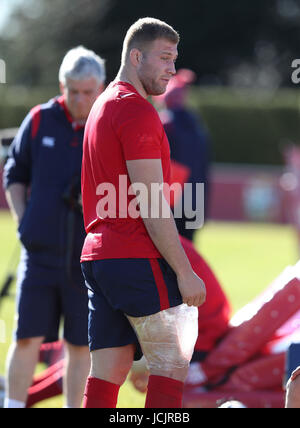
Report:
126,158,206,307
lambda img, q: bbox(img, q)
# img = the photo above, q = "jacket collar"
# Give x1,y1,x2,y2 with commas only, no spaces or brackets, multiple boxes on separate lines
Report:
56,95,85,131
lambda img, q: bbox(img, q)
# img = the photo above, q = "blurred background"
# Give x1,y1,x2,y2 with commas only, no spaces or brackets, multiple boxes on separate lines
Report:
2,0,300,222
1,0,300,408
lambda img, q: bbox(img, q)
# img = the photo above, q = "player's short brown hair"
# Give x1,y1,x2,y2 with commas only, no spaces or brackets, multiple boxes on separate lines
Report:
121,17,180,64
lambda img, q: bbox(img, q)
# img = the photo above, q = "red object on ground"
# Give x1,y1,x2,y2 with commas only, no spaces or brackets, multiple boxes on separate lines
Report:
195,265,300,384
183,388,285,409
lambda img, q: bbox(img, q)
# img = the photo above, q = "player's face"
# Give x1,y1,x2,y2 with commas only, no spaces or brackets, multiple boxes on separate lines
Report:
137,38,178,96
61,77,103,122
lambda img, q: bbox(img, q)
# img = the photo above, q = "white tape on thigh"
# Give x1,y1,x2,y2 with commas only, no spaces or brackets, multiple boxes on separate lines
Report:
127,304,198,371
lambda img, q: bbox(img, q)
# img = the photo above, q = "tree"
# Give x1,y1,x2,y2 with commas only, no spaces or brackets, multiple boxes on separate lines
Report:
1,0,300,88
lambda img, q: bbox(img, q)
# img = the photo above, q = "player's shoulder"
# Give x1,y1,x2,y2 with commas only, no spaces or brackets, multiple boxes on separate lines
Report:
29,97,59,120
119,95,159,126
111,82,156,113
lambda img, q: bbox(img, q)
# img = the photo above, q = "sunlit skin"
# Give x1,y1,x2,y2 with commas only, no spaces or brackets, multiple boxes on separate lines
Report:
118,38,178,99
137,38,178,97
59,77,104,123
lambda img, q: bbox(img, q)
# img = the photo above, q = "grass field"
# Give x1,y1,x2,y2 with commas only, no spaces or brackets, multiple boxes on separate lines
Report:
0,210,298,408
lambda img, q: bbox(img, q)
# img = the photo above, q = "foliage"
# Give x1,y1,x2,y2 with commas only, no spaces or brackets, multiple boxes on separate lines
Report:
189,86,300,165
2,84,300,165
1,0,300,88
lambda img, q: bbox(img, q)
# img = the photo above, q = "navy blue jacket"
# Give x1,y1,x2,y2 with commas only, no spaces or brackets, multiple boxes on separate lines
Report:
3,96,86,268
163,107,211,209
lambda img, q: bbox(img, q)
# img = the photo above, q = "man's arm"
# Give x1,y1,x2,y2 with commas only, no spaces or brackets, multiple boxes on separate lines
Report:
5,183,27,224
3,111,33,225
126,158,206,307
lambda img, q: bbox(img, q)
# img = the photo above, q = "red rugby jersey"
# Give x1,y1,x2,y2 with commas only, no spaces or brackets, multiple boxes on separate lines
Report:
81,81,171,261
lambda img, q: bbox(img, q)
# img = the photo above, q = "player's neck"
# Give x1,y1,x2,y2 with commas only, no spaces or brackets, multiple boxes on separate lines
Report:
116,67,148,99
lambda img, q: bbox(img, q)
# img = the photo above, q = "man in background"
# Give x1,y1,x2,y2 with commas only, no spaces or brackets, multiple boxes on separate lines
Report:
3,46,105,408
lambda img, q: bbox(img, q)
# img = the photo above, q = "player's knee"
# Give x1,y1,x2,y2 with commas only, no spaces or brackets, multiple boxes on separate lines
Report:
286,375,300,408
113,361,133,385
65,342,90,360
16,336,44,350
90,346,134,386
150,365,190,383
93,359,132,386
108,350,134,384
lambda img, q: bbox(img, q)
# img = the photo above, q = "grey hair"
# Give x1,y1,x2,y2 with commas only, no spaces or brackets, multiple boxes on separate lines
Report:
59,46,106,86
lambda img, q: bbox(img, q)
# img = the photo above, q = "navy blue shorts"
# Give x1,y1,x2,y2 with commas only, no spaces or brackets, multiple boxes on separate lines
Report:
15,257,89,346
81,258,182,359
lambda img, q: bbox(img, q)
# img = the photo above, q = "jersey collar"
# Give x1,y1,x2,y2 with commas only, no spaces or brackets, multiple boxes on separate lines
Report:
56,95,85,131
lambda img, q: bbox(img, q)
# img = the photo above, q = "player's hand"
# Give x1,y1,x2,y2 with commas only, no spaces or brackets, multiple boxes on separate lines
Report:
177,269,206,307
129,371,149,393
129,357,149,393
291,366,300,381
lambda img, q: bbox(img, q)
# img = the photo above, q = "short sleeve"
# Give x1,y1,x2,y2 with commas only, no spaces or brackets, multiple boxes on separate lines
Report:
113,98,163,161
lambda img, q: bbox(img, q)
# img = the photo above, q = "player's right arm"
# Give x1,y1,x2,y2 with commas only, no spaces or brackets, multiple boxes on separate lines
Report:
126,157,206,308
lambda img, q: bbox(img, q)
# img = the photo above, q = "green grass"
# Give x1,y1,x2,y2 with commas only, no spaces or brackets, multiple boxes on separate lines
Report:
0,211,298,408
196,221,299,312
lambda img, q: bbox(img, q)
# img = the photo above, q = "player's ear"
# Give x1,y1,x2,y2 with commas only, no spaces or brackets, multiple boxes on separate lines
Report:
129,48,142,67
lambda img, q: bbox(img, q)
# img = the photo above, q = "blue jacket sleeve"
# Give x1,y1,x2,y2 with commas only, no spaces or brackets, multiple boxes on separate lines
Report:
3,111,32,189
